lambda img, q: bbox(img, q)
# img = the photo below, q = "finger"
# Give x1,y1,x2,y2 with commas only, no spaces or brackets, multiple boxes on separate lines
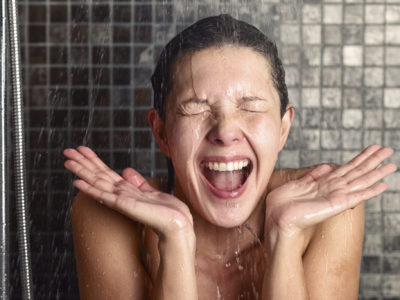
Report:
347,163,397,192
342,147,394,182
64,148,118,183
347,182,388,207
74,179,171,231
77,146,122,182
65,160,115,191
298,164,333,184
122,168,154,192
334,145,382,177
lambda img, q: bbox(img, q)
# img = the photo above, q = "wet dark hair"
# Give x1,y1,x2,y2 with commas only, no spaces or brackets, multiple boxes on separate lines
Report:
150,14,289,191
151,14,289,120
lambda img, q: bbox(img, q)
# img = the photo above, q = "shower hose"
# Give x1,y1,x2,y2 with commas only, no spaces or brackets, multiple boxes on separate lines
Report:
7,0,34,298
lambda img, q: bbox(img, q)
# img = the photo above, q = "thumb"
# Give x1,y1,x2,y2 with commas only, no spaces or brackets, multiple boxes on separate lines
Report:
299,164,333,184
122,168,154,191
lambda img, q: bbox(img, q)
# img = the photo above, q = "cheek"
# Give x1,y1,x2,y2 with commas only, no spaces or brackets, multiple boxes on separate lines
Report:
167,117,205,162
243,114,282,147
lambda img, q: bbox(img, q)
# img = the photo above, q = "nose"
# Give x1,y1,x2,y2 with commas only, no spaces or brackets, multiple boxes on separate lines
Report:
206,114,245,146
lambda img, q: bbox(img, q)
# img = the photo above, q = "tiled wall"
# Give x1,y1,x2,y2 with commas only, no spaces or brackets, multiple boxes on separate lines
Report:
10,0,400,299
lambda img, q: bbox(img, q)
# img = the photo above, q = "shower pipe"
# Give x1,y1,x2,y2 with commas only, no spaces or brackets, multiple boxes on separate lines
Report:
7,0,34,298
1,0,9,297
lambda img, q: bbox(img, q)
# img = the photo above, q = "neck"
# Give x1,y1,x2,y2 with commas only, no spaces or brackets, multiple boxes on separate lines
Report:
174,180,266,263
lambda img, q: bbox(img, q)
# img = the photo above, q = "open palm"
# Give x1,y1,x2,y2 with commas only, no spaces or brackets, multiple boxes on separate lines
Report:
63,146,193,237
265,145,397,237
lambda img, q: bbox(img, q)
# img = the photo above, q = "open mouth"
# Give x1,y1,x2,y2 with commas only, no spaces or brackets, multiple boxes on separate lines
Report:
200,159,253,198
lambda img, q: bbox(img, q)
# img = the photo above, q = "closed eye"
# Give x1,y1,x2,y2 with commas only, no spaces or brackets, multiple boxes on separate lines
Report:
176,98,211,116
239,97,270,113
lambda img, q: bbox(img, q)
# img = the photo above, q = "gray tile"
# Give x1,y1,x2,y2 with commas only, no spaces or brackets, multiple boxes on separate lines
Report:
344,67,363,86
386,68,400,87
344,4,363,24
322,88,341,107
384,110,400,128
365,46,384,66
302,4,321,23
364,67,384,87
343,88,362,107
302,68,321,86
366,5,385,24
343,109,363,128
323,25,342,44
364,130,383,147
365,110,383,129
342,129,362,149
321,129,341,149
322,109,341,128
322,67,341,86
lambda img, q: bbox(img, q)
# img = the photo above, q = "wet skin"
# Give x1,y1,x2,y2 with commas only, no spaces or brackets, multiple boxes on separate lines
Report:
153,45,294,228
64,45,397,299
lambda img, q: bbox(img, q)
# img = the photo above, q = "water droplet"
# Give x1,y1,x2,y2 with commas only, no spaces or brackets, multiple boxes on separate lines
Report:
238,265,244,271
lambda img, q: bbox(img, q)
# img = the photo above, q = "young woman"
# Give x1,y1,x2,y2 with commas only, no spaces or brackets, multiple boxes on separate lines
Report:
63,15,397,299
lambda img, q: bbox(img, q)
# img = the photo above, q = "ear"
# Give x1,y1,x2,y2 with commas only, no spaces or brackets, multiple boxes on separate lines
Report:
278,104,294,151
148,108,170,157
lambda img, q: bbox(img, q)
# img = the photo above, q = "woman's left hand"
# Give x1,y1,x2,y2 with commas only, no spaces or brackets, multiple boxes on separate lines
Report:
265,145,397,244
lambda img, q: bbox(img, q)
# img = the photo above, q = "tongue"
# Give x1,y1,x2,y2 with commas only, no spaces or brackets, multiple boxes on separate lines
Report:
203,169,245,191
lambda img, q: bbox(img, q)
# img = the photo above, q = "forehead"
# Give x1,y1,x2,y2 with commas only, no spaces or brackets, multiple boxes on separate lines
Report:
169,46,276,100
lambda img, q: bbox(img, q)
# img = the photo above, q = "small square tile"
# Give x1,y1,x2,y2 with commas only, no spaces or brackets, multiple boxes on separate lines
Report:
386,68,400,87
343,88,362,107
321,130,341,149
322,67,341,86
343,109,363,128
386,26,400,44
366,5,385,23
386,47,400,65
344,4,363,24
364,67,384,87
322,88,341,107
302,88,320,107
301,108,322,127
364,88,383,108
323,5,343,24
365,25,384,45
322,109,341,129
364,130,382,147
302,46,321,66
323,26,342,44
280,46,301,65
302,67,321,86
384,110,400,128
285,67,300,86
301,129,320,149
343,25,363,44
343,67,362,86
365,46,384,66
383,193,400,212
303,25,321,44
384,89,400,108
323,46,341,65
343,45,363,66
281,25,300,44
363,234,383,255
302,4,321,23
364,110,383,128
386,5,400,23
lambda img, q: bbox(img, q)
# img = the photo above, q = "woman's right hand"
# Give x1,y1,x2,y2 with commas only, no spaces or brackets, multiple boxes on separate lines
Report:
63,146,194,241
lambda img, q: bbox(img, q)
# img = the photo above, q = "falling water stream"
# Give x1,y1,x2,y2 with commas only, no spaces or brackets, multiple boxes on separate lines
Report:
3,0,397,298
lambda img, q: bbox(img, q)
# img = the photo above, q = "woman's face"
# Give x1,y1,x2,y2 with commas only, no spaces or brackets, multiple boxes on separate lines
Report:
151,45,293,228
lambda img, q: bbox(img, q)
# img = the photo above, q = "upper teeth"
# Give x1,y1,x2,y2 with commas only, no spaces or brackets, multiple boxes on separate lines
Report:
204,160,249,172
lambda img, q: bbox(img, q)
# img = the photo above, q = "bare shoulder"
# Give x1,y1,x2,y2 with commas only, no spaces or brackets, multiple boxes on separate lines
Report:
71,191,152,299
303,203,365,299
